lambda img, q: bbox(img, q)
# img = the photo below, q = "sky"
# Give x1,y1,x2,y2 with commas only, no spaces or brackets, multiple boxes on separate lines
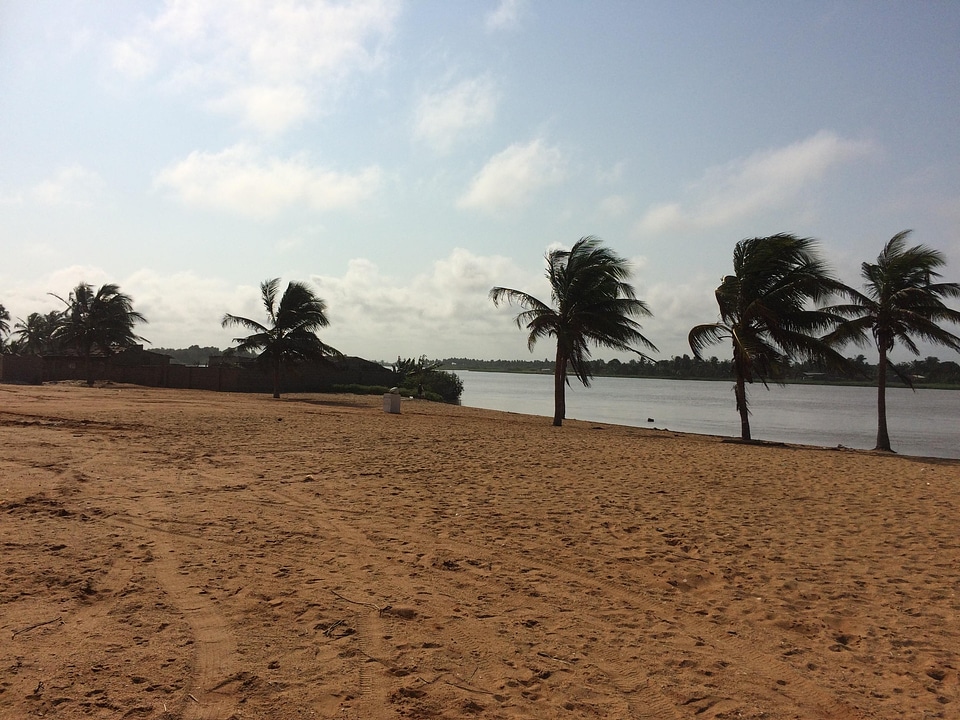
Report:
2,0,960,364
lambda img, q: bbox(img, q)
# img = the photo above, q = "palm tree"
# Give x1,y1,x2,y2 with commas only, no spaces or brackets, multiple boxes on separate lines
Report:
13,311,63,355
392,355,463,403
222,278,339,398
52,282,147,384
688,234,850,441
0,303,9,351
826,231,960,452
490,236,657,427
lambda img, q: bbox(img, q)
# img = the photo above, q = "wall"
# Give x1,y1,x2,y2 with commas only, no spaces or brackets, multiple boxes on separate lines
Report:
0,354,394,394
0,355,44,384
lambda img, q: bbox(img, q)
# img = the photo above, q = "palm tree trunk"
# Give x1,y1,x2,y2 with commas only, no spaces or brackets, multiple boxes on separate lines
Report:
553,348,566,427
875,347,892,451
735,371,751,441
272,357,281,399
732,346,751,440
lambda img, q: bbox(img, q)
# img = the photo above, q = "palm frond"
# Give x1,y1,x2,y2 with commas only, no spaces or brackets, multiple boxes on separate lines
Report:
222,313,269,334
688,323,730,358
260,278,281,324
489,287,552,313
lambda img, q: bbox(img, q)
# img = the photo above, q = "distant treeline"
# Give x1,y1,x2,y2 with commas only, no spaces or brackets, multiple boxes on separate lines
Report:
154,346,255,365
152,347,960,389
441,355,960,388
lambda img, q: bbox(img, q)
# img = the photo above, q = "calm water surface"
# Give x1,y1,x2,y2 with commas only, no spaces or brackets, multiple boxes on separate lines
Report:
456,371,960,460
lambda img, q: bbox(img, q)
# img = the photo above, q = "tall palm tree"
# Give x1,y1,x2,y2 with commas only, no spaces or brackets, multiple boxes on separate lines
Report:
52,282,147,384
826,231,960,452
490,236,657,427
13,311,63,355
688,234,849,441
222,278,339,399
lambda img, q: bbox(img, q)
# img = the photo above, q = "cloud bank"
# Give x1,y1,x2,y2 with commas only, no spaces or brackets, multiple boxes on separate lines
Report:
458,139,567,213
112,0,400,134
2,166,106,207
636,131,876,235
485,0,526,32
414,75,499,153
154,144,382,218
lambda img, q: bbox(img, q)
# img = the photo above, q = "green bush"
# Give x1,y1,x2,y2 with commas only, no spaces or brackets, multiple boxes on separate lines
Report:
400,368,463,404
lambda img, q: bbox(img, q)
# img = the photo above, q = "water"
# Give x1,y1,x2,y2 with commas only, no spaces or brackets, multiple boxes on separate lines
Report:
456,370,960,460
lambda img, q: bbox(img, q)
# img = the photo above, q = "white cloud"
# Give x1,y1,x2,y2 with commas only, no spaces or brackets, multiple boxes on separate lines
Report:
0,166,107,207
1,249,534,360
485,0,525,32
33,166,107,206
154,144,382,218
1,251,544,361
635,131,876,235
640,275,723,359
111,0,400,134
1,266,123,332
458,139,567,213
599,194,630,217
1,252,719,362
209,84,311,137
636,202,685,235
124,270,252,348
110,36,157,80
0,266,274,350
596,160,626,185
313,248,535,358
414,75,498,153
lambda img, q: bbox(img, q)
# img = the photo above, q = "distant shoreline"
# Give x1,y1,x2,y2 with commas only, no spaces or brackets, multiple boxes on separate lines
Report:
450,367,960,391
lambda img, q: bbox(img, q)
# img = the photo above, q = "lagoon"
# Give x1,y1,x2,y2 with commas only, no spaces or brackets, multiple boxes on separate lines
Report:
456,370,960,460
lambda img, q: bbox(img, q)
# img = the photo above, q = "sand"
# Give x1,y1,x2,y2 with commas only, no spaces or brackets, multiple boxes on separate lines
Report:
1,382,958,719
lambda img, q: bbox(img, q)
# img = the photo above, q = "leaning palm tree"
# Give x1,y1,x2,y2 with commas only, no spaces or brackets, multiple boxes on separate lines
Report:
490,236,657,427
52,282,147,384
689,234,850,441
826,231,960,452
222,278,339,399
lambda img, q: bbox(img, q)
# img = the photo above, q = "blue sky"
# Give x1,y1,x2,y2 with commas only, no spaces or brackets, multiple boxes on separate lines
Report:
2,1,959,362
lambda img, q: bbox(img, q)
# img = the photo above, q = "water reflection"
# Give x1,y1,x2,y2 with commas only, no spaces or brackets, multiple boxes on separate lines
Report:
456,371,959,460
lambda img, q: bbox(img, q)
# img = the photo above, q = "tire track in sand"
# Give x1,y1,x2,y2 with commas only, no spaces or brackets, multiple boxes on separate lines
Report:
118,477,856,718
111,502,240,720
259,484,397,719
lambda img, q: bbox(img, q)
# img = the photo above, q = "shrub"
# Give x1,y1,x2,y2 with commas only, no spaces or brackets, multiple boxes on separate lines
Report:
401,368,463,404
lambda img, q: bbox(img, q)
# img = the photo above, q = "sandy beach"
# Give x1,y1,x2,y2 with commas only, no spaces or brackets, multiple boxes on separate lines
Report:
1,382,958,719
